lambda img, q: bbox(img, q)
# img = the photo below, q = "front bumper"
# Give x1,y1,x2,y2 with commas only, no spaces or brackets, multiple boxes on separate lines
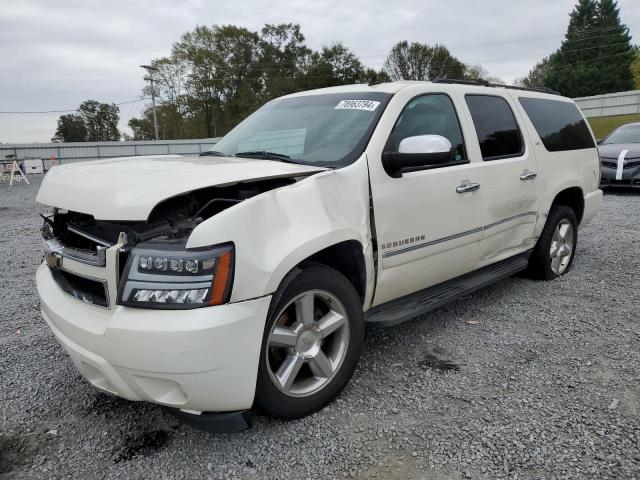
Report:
37,263,271,412
600,164,640,188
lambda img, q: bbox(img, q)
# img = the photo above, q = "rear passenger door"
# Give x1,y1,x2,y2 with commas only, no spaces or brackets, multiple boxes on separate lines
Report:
462,93,540,267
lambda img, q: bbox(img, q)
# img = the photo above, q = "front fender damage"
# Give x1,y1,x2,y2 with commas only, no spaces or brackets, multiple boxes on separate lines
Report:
186,160,374,306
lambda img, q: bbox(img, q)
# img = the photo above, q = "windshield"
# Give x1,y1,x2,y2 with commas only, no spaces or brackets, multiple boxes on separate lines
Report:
602,124,640,145
208,92,391,167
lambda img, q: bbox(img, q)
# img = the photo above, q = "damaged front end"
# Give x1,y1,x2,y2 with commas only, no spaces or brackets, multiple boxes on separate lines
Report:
41,177,297,310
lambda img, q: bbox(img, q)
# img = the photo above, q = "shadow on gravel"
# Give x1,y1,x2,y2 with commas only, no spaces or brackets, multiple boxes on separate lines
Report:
86,393,177,463
521,350,538,364
420,352,461,373
86,392,147,420
113,429,174,463
0,433,47,475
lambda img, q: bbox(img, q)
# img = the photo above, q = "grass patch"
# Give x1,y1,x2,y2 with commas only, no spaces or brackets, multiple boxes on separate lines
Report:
587,113,640,139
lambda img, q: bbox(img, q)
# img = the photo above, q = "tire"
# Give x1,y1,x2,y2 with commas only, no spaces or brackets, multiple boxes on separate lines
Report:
528,205,578,280
254,263,364,419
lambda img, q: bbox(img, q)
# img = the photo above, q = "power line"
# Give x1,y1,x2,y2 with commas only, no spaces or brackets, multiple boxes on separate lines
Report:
140,24,639,72
541,48,635,71
156,35,637,79
2,24,637,116
2,47,633,116
353,23,639,62
479,42,633,65
141,64,160,140
0,97,151,114
181,27,636,71
4,44,636,113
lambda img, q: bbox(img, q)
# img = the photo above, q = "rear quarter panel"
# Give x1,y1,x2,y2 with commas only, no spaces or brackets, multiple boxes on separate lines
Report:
508,91,600,235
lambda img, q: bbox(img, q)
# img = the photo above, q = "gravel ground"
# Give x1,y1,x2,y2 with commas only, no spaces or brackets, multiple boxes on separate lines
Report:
1,175,639,480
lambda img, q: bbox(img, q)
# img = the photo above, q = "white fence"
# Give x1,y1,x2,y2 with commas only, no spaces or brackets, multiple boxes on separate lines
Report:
0,138,221,170
574,90,640,118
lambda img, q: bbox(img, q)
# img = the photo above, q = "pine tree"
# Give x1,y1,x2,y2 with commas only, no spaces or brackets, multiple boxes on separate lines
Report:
546,0,634,97
631,49,640,89
593,0,635,93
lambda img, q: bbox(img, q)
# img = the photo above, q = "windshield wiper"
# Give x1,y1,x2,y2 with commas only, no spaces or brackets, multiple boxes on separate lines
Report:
199,150,228,157
235,150,292,161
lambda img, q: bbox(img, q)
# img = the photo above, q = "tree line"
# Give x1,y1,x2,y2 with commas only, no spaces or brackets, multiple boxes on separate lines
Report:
52,24,497,142
125,25,499,141
52,0,638,143
518,0,638,96
52,100,120,142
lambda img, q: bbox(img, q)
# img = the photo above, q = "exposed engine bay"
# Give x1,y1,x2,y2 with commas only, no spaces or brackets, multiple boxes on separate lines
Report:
43,177,297,250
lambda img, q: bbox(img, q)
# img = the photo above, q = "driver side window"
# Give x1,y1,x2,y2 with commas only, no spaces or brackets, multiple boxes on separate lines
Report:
387,94,467,163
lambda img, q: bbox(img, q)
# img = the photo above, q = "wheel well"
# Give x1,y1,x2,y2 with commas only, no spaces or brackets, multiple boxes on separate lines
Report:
551,187,584,224
300,240,366,303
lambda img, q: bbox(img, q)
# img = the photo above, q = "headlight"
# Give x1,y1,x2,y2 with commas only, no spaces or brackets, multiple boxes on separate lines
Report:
118,243,234,309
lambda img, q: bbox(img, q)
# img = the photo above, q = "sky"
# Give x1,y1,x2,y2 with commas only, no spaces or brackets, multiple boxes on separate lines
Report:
1,0,638,144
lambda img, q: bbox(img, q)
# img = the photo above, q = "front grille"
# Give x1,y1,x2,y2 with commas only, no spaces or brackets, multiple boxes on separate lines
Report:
625,159,640,169
601,159,640,169
64,226,110,251
43,223,108,266
49,267,109,308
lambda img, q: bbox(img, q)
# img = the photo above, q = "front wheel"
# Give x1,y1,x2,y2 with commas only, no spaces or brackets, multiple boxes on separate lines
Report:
254,263,364,419
528,205,578,280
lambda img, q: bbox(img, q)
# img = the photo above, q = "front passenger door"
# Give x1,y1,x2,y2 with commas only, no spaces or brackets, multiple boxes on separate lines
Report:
368,93,484,306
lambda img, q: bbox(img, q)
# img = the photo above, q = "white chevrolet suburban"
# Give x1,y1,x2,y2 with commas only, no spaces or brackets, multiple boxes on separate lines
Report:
36,80,602,431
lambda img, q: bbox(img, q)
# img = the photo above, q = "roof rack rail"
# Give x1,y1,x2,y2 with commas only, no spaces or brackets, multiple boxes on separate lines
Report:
433,78,559,96
433,78,490,87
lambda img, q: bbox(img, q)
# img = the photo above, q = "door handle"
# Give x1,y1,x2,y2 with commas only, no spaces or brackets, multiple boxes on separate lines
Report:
456,182,480,193
520,170,537,181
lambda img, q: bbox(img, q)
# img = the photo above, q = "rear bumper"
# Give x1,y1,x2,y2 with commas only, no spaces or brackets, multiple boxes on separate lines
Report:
37,263,271,412
581,189,603,229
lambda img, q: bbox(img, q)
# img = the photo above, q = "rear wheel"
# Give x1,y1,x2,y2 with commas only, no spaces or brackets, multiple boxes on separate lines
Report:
254,264,364,419
528,205,578,280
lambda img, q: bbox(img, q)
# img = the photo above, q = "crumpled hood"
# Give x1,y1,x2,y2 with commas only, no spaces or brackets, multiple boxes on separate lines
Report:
36,154,326,220
598,143,640,160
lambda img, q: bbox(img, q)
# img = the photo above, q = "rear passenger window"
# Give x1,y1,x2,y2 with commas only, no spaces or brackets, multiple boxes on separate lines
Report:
519,97,595,152
465,95,523,160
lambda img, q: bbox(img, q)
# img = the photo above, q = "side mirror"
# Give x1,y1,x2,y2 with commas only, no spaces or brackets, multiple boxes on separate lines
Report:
398,135,452,154
382,135,454,178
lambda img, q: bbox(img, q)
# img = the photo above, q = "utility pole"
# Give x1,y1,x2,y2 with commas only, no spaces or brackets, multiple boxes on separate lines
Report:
140,64,160,140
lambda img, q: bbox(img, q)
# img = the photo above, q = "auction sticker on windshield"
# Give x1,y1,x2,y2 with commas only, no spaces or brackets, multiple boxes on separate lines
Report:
335,100,381,111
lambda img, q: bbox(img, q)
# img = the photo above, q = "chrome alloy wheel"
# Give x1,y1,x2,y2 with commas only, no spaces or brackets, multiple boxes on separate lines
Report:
549,219,574,275
266,290,350,397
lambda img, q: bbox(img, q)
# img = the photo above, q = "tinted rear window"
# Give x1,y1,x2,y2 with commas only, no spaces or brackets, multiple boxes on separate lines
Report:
465,95,523,160
519,97,595,152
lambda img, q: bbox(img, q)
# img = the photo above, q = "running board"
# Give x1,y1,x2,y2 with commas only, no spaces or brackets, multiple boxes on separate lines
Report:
366,252,531,327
